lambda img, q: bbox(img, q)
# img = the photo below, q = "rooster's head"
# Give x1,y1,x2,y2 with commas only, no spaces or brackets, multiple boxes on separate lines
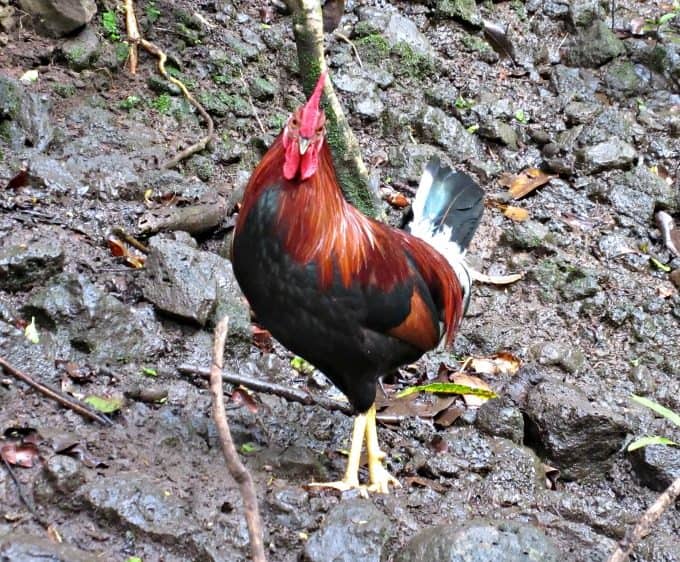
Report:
282,71,327,181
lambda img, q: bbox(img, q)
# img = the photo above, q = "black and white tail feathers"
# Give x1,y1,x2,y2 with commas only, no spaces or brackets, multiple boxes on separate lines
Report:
405,156,484,312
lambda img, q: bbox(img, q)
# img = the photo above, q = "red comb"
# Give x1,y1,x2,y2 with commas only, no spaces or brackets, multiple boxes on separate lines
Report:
300,71,327,136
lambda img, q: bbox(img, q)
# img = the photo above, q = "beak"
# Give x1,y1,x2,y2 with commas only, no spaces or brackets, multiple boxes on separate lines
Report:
298,137,310,155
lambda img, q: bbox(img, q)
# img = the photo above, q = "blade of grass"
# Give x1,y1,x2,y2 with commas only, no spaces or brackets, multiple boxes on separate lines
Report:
628,436,678,451
631,395,680,427
397,382,497,399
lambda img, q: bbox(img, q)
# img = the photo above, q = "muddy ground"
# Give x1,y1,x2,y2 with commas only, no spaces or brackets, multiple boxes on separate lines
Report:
1,0,679,561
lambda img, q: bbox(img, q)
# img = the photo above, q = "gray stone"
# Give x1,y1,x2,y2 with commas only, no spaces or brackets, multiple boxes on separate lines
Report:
415,106,480,160
529,341,585,373
501,220,552,250
475,397,524,443
630,444,680,492
0,229,64,291
550,65,599,103
432,0,481,26
28,154,86,195
524,378,629,479
34,455,85,509
621,165,678,212
602,183,655,224
355,91,384,119
142,237,250,337
62,25,100,71
0,533,93,562
0,75,53,151
576,138,637,173
563,20,625,68
18,0,96,36
304,499,392,562
25,273,163,363
80,473,199,539
568,0,601,28
383,13,432,57
250,76,278,101
395,520,559,562
423,427,494,478
478,120,518,149
564,101,601,125
604,60,646,98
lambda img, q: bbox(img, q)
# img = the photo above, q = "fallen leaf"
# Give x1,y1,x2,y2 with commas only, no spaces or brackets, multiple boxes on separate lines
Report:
46,525,62,543
467,352,521,376
384,192,410,208
434,404,465,427
84,395,123,414
252,325,273,351
500,168,554,199
7,168,29,190
107,237,127,258
404,476,447,493
379,392,455,419
450,373,495,408
468,269,524,285
503,205,529,221
24,317,39,344
0,443,40,468
231,387,259,413
397,381,497,400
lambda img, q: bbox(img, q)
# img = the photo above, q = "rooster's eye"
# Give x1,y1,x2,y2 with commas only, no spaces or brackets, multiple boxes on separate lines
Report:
290,118,299,128
316,126,324,134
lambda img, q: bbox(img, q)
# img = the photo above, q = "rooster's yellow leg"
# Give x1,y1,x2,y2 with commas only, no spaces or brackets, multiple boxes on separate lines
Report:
309,412,368,496
365,403,401,494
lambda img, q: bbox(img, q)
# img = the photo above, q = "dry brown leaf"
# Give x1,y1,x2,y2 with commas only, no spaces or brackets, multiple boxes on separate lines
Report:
450,372,493,408
0,442,40,468
434,404,465,427
404,476,447,493
384,192,410,208
467,352,521,376
503,205,529,221
503,168,554,199
380,392,455,419
468,269,524,285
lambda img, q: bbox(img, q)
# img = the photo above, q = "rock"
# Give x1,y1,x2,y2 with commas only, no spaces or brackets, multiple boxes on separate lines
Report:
223,29,260,62
395,520,559,562
81,473,199,539
61,25,100,71
524,378,629,479
529,341,585,373
568,0,601,28
34,455,85,509
250,76,278,101
142,236,250,337
304,498,392,562
576,138,637,173
355,91,384,119
423,427,494,478
603,60,646,99
0,5,17,33
28,154,86,195
415,106,480,160
25,273,163,363
564,101,601,125
621,165,678,212
0,75,53,151
478,120,518,149
550,65,599,103
475,397,524,443
0,533,93,562
629,444,680,492
563,20,625,68
558,268,600,301
18,0,96,37
0,229,64,291
501,220,552,250
601,183,655,224
431,0,481,26
383,13,432,57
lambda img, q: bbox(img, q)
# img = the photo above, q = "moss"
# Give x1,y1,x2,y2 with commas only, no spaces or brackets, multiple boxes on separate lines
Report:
391,42,436,79
461,34,492,54
355,34,390,66
53,83,76,98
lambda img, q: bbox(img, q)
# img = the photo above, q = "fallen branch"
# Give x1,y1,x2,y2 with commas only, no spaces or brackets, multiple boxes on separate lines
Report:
208,317,266,562
607,476,680,562
283,0,376,216
0,356,113,426
124,1,215,169
178,364,353,415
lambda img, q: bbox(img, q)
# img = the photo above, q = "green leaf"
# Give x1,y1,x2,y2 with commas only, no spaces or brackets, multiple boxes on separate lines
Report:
141,367,158,377
397,382,498,399
514,109,529,124
126,558,143,562
466,124,480,134
84,395,124,413
659,12,677,25
627,435,678,451
631,395,680,427
239,442,258,454
291,356,315,374
650,257,671,272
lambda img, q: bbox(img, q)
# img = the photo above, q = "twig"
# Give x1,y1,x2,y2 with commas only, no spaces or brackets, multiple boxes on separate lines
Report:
209,317,266,562
111,226,150,253
1,455,46,526
239,69,266,135
332,31,363,68
607,476,680,562
123,1,215,168
178,364,354,415
0,357,112,426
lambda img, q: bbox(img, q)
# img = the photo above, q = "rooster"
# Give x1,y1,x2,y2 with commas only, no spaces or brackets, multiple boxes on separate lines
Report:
232,72,484,494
